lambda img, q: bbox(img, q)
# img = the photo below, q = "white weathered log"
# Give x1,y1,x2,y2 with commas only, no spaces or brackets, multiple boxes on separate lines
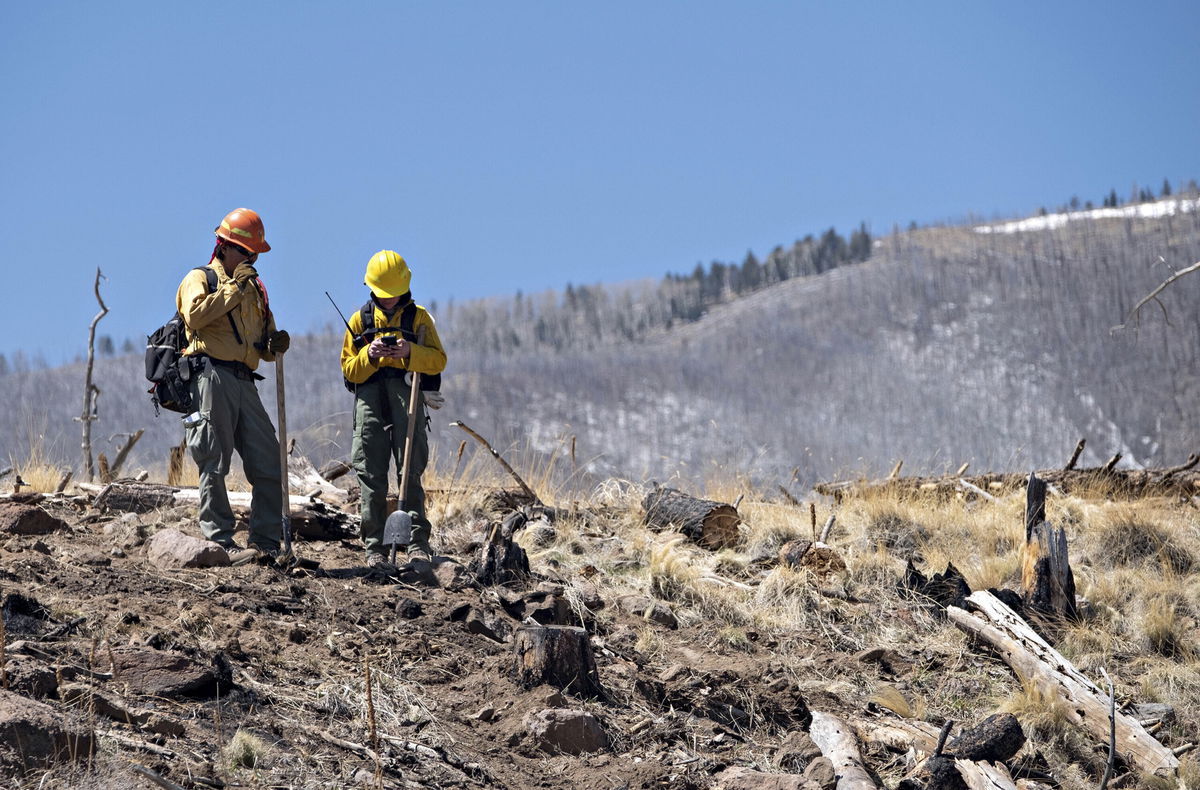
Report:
854,719,941,757
287,454,350,506
956,759,1018,790
948,591,1179,780
810,711,878,790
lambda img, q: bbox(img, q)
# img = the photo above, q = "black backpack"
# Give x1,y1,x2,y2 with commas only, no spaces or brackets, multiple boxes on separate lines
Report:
146,267,242,414
344,299,442,393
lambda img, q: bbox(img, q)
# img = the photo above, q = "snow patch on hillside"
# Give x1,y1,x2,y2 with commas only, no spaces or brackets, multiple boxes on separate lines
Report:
974,197,1198,235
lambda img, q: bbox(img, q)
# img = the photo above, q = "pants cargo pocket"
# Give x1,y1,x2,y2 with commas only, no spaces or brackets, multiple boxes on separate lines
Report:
186,413,221,472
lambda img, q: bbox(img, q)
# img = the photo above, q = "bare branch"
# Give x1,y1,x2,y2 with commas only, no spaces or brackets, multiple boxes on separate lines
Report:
80,268,109,481
1113,259,1200,331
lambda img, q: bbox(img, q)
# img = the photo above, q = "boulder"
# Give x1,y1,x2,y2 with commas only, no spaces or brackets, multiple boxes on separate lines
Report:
102,516,146,549
395,598,424,619
0,503,66,536
617,595,678,629
147,529,230,569
0,689,94,770
523,708,609,755
803,757,837,790
715,767,818,790
108,647,219,698
2,654,58,699
432,557,470,590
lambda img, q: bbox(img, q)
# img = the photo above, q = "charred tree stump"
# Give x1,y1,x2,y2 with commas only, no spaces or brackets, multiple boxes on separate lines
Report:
948,713,1025,761
512,624,603,699
473,511,530,586
642,486,740,549
1021,473,1076,619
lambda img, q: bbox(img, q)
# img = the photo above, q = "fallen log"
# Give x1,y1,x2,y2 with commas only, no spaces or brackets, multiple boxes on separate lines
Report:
955,759,1018,790
947,591,1179,780
815,453,1200,501
642,485,740,549
287,454,350,506
77,482,355,540
809,711,878,790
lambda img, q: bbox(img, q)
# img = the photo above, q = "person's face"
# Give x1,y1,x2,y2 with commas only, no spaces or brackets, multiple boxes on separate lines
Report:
376,294,401,309
223,242,257,266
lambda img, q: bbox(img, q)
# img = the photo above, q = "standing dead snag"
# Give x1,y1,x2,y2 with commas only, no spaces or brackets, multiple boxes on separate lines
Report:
1020,473,1076,619
512,624,604,699
642,485,740,549
78,267,109,482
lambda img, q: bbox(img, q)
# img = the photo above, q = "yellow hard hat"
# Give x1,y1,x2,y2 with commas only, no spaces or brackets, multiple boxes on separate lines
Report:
364,250,411,298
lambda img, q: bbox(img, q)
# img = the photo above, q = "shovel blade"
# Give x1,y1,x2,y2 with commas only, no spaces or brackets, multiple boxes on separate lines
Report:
383,510,413,548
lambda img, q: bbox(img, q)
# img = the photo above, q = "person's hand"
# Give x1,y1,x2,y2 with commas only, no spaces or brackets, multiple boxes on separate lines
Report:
393,337,411,359
232,262,258,286
367,338,398,361
267,330,290,354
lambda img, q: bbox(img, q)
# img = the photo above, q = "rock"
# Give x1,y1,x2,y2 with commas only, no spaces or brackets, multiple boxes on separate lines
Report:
572,580,605,611
541,690,566,707
108,647,219,698
523,708,609,755
395,598,424,619
778,540,814,568
716,766,817,790
803,757,837,790
854,647,887,663
0,503,66,536
0,689,94,770
464,608,510,643
2,654,58,699
522,592,575,625
58,683,185,737
75,550,111,567
471,706,496,722
102,518,146,550
776,730,822,771
2,593,52,636
618,595,678,629
1130,702,1176,724
450,603,511,643
432,557,470,590
147,529,231,569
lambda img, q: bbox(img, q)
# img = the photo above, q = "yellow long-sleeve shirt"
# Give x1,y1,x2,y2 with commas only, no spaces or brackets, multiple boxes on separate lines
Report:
340,300,446,385
176,260,277,370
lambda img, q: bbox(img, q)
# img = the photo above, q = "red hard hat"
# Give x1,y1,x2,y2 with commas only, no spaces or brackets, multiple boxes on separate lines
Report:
214,208,271,253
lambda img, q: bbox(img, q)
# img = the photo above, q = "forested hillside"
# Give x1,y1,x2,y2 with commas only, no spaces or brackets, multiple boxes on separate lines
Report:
4,197,1199,491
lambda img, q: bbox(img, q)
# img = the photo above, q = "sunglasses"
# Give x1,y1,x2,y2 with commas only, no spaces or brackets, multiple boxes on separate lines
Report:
226,242,256,258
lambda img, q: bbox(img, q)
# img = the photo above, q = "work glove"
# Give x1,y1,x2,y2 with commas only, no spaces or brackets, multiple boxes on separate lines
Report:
232,263,258,287
267,330,290,354
423,391,445,410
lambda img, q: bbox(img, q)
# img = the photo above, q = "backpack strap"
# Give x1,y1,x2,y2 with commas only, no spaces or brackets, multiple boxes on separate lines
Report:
399,302,418,342
196,266,243,345
350,301,376,351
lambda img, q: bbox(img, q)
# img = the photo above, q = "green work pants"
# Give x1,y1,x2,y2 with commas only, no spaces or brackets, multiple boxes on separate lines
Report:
185,362,283,553
351,376,430,556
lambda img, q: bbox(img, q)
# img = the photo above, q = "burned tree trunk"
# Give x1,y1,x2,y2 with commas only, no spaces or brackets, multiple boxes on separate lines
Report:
473,511,530,586
1021,473,1076,619
512,624,603,699
642,486,740,549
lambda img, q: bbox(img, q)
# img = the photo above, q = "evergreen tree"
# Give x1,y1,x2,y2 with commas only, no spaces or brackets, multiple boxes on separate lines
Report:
1161,178,1172,197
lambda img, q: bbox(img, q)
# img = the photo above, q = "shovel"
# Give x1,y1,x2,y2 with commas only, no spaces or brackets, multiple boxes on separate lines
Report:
386,326,427,565
275,349,296,567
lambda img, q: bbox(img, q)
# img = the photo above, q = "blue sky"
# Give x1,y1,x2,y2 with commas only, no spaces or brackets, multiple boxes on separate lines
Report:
2,1,1198,364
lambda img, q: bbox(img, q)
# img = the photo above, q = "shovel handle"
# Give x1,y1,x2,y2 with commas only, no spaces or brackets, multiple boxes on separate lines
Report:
276,351,293,557
390,325,427,564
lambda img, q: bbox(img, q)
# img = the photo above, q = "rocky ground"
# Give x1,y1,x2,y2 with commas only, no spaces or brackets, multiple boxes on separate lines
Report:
0,477,1196,789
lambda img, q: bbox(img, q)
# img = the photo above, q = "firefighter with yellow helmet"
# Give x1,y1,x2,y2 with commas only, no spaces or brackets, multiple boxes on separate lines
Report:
341,250,447,565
